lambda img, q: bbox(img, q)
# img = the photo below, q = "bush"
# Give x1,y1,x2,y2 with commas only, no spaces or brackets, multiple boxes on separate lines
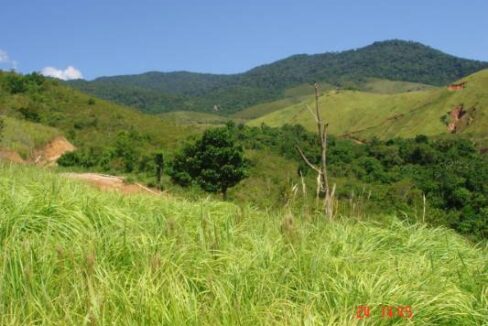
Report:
3,72,46,94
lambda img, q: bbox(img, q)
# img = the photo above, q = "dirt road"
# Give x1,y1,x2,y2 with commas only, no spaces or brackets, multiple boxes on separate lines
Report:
62,173,162,196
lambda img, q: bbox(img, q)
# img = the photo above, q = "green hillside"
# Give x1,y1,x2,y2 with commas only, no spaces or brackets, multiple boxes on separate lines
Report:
234,78,435,120
67,40,488,115
359,78,435,94
250,69,488,145
158,110,233,125
0,71,304,210
0,163,486,324
0,71,203,153
0,116,61,158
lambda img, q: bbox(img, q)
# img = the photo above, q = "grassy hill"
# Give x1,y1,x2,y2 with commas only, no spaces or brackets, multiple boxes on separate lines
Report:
0,71,204,153
0,116,61,158
0,163,486,324
0,71,305,210
158,110,233,125
250,69,488,145
359,78,435,94
67,40,488,115
234,79,435,120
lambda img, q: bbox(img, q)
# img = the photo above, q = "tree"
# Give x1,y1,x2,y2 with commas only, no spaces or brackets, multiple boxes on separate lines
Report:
154,152,164,190
296,82,335,217
170,127,248,199
0,116,4,143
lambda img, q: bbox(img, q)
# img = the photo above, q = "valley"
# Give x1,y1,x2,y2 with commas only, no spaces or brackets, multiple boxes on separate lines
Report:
0,37,487,324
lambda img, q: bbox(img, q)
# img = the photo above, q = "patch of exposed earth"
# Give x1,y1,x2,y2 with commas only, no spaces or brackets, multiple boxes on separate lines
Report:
62,173,163,196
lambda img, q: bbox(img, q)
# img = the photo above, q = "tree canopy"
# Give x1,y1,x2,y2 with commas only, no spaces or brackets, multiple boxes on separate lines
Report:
170,127,248,198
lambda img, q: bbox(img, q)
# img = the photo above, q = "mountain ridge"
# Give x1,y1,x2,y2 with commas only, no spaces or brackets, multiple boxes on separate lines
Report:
67,40,488,114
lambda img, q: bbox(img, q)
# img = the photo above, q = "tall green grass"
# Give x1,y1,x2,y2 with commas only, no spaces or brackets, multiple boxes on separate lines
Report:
0,164,486,325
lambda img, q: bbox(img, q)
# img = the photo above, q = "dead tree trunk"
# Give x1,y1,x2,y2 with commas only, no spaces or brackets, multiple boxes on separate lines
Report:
296,82,334,218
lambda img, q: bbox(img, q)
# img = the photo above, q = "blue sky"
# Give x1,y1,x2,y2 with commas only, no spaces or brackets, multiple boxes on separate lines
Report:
1,0,487,80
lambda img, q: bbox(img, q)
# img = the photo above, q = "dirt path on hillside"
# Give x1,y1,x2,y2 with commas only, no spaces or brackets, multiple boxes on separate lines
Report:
62,173,163,196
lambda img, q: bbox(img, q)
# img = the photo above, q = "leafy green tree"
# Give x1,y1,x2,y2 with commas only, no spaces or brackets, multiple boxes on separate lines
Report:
3,72,46,94
4,74,26,94
113,131,141,173
170,128,248,199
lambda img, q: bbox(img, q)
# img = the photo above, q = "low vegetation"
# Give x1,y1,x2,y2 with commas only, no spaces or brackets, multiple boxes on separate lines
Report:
0,116,61,158
0,164,486,324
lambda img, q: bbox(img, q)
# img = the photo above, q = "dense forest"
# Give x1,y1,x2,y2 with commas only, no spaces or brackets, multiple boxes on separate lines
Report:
67,40,488,114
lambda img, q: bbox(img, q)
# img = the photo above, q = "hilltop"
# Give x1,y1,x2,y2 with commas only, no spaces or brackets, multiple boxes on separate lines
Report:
67,40,488,115
250,69,488,146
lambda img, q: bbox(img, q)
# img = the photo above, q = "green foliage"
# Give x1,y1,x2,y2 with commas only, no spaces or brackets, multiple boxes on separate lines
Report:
2,72,46,94
58,130,147,173
18,106,41,122
67,40,488,115
170,127,248,198
229,124,488,239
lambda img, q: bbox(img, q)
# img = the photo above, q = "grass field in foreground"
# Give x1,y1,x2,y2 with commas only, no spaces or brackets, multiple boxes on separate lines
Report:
0,164,486,325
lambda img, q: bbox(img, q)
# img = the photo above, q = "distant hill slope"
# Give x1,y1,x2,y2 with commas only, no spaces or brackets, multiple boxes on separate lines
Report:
0,71,203,155
158,111,232,125
249,69,488,145
233,78,435,120
67,40,488,115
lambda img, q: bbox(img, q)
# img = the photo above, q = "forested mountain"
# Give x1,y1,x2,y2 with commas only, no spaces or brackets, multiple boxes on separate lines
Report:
68,40,488,114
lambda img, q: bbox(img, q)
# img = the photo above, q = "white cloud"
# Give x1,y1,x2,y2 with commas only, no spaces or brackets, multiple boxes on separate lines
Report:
0,49,17,69
41,66,83,80
0,50,9,63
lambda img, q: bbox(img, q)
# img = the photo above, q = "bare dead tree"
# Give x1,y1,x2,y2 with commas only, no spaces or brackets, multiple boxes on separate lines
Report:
296,82,335,217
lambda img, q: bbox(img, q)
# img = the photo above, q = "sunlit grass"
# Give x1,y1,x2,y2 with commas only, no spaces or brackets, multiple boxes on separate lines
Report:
0,116,61,158
0,163,486,324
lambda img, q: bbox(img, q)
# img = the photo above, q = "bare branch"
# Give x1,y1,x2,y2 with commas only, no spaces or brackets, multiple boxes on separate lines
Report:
322,123,328,143
305,104,318,122
295,145,320,173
